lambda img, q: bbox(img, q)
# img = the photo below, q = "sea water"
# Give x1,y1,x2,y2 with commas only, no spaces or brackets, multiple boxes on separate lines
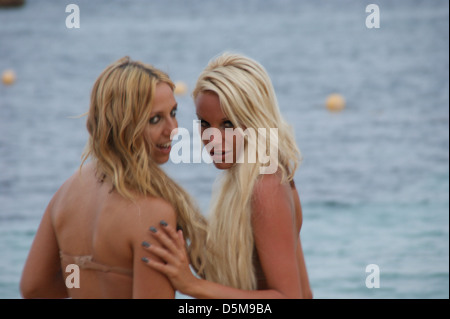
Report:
0,0,448,299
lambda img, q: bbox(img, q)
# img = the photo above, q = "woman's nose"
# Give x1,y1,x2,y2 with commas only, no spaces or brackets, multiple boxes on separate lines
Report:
164,116,178,136
202,127,225,146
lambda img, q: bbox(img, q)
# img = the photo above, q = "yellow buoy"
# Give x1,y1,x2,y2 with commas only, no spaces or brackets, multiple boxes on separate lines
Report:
2,69,16,86
325,93,346,112
174,81,188,96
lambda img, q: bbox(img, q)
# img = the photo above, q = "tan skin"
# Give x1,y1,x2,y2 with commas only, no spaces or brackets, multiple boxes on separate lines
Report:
143,91,313,299
20,83,179,299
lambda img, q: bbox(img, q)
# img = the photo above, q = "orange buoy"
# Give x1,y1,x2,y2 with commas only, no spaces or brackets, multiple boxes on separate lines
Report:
174,81,188,96
326,93,346,112
2,69,16,86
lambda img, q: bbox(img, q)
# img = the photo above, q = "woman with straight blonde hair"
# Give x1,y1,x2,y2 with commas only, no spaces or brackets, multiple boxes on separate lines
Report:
20,56,207,298
143,52,313,299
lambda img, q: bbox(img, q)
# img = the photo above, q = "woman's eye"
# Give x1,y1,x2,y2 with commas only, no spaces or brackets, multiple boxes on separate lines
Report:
171,109,177,117
223,121,234,129
149,115,160,124
200,120,209,128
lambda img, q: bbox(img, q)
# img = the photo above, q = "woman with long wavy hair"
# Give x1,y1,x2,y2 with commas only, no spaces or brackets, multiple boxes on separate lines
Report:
20,56,207,298
143,53,312,299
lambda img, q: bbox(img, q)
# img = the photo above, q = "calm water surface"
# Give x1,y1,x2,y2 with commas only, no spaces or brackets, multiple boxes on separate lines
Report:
0,0,448,298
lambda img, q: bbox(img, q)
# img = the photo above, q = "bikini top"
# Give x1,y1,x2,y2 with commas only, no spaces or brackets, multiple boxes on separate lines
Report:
59,251,133,277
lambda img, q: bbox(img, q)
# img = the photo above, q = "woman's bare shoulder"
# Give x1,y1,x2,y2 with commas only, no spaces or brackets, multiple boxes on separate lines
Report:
122,194,177,233
252,173,290,202
251,173,293,220
47,164,91,209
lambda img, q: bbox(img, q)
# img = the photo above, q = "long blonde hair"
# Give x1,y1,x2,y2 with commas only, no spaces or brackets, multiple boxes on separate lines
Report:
193,53,301,289
82,56,207,274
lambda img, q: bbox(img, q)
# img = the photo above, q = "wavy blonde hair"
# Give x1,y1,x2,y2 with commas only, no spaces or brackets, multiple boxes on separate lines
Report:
193,53,302,289
82,56,207,274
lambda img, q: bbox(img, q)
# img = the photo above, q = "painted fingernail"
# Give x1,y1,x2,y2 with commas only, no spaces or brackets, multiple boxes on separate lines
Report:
160,220,168,227
149,226,157,233
141,257,149,263
142,241,151,248
176,225,183,231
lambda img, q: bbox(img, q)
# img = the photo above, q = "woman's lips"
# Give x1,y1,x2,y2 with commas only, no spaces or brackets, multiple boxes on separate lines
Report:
210,149,232,162
156,142,172,154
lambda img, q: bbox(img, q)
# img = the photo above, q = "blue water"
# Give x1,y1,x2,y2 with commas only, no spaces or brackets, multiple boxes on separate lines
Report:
0,0,448,299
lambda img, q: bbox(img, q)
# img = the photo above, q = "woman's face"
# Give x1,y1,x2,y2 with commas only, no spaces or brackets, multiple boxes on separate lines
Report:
195,91,243,170
144,82,178,164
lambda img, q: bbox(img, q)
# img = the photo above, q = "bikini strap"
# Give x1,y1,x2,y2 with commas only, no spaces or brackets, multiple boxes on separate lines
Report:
60,251,133,277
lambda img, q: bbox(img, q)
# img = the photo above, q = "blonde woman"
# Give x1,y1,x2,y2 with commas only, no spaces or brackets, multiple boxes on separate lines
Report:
20,56,206,298
142,53,313,299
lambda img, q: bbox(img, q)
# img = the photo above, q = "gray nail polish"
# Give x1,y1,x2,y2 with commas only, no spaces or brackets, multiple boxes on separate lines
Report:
142,241,150,248
149,226,157,233
160,220,168,227
141,257,149,263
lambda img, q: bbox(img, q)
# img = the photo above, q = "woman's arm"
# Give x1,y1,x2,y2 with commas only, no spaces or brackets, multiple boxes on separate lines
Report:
131,198,177,299
143,175,308,299
250,174,304,298
20,201,68,298
143,225,288,299
291,186,313,299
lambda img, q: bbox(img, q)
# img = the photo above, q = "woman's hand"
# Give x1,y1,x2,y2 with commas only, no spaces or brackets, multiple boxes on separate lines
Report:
141,221,199,295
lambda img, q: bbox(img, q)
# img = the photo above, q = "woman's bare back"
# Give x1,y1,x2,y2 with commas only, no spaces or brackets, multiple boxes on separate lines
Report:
48,162,176,298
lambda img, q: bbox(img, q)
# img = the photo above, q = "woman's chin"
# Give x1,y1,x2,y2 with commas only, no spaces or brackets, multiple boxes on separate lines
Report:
213,162,234,170
153,154,170,165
